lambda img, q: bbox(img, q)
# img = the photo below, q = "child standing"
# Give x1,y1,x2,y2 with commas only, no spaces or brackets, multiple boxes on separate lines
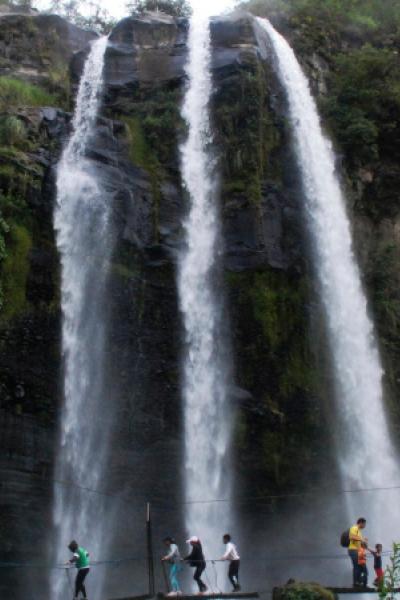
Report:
357,542,368,587
371,544,384,586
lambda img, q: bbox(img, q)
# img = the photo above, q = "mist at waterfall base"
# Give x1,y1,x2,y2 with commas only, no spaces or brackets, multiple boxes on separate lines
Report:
178,0,235,589
51,36,120,600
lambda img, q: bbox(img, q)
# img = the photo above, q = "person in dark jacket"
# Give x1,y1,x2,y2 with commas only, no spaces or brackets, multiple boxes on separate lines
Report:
184,536,208,593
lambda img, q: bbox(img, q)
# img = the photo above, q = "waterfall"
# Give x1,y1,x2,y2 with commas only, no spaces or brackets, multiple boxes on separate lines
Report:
51,36,112,600
178,2,233,573
256,18,400,543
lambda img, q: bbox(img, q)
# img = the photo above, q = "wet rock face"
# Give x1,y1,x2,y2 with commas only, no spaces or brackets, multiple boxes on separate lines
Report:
0,11,331,599
105,15,187,93
0,14,95,87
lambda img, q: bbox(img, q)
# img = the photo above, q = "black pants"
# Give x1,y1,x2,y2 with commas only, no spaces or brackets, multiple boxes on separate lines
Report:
75,568,90,598
228,560,240,588
348,550,359,585
194,564,207,592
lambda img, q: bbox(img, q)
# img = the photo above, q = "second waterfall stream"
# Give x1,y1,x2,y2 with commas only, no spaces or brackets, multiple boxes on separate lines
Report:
51,36,113,600
178,0,234,577
256,17,400,541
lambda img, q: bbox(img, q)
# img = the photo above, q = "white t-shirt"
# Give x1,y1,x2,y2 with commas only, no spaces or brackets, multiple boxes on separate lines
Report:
166,543,181,564
222,542,240,561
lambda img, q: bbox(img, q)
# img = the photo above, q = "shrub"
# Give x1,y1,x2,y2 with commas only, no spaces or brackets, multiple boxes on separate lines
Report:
127,0,191,17
0,116,27,148
322,45,400,165
0,77,57,111
277,582,335,600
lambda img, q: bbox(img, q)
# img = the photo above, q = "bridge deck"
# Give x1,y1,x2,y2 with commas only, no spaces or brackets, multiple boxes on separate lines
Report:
110,593,259,600
326,587,391,594
158,593,259,599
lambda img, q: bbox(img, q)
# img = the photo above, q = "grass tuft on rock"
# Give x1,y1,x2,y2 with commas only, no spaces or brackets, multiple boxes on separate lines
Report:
0,77,58,111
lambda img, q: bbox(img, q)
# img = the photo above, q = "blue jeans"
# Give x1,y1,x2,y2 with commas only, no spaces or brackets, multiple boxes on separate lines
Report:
169,563,181,592
349,549,360,584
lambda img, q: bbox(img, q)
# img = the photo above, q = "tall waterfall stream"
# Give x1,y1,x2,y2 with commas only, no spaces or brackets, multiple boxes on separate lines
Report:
178,2,234,577
257,17,400,542
51,36,111,600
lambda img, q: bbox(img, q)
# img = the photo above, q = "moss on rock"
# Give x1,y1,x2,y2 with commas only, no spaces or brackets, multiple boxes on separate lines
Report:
1,222,32,320
227,268,325,493
213,53,283,207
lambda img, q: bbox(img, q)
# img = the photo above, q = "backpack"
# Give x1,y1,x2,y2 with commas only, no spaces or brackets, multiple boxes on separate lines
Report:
340,529,350,548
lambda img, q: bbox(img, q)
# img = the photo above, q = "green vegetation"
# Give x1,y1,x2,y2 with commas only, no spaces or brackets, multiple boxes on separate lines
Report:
214,59,281,205
121,115,160,172
0,190,33,319
44,0,115,33
1,222,32,320
47,62,71,104
0,77,58,111
380,543,400,600
0,116,27,148
140,88,183,165
228,269,324,492
115,87,182,167
238,0,400,33
120,115,163,237
127,0,192,17
231,270,315,397
321,45,400,168
0,207,8,309
275,582,336,600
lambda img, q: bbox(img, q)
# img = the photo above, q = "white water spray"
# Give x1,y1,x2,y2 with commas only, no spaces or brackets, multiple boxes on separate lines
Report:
178,3,233,572
257,17,400,541
51,36,112,600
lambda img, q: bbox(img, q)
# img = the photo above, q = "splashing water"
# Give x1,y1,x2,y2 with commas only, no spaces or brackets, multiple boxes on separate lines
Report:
51,36,113,600
178,3,234,576
257,17,400,543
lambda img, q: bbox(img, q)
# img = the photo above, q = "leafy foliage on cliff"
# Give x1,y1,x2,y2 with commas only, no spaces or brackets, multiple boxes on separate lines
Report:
238,0,400,33
36,0,116,33
127,0,191,17
322,45,400,168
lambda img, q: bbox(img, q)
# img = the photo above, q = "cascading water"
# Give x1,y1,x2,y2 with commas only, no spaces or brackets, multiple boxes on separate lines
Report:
256,17,400,544
51,36,113,600
178,1,233,574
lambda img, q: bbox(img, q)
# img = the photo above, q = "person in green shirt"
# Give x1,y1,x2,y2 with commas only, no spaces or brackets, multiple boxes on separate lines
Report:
66,540,90,599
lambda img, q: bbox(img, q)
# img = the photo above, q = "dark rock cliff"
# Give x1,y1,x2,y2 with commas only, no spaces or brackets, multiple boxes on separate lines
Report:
1,7,398,599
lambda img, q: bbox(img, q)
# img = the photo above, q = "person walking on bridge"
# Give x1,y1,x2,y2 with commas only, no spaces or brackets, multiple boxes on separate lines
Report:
220,534,241,592
66,540,90,599
162,536,182,597
184,536,208,593
348,518,367,587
